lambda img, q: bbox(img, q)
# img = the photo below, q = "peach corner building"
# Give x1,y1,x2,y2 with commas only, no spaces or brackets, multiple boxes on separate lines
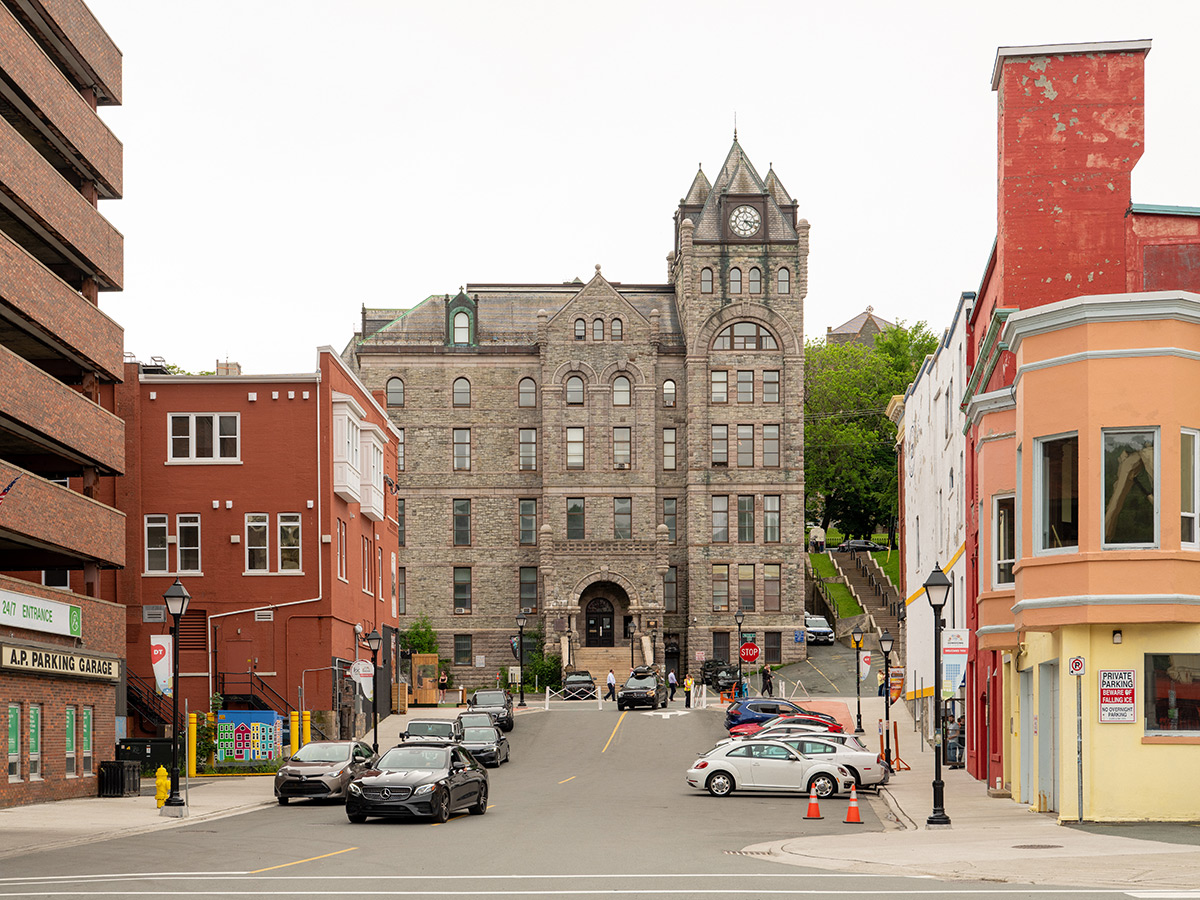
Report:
951,40,1200,822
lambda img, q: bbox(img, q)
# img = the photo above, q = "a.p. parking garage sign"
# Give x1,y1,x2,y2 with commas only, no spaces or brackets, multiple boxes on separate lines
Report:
1,644,119,681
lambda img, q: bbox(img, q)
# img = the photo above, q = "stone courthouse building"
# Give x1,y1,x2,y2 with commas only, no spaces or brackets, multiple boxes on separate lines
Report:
346,139,809,685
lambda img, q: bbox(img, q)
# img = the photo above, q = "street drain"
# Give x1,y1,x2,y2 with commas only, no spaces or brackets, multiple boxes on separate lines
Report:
1012,844,1062,849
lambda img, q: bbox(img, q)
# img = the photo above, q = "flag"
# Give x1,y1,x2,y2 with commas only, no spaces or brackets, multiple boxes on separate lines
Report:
859,650,872,682
0,475,20,507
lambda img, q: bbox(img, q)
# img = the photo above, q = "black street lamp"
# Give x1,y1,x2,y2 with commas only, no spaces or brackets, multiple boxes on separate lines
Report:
515,614,527,708
162,578,190,815
734,609,745,696
851,624,865,734
648,620,657,667
879,628,894,770
924,563,953,827
365,630,382,755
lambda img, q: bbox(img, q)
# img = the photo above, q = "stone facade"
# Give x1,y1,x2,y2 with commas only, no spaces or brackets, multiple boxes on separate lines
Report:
348,139,809,687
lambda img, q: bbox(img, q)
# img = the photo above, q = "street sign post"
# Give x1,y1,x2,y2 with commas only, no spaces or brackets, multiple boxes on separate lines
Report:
739,643,760,664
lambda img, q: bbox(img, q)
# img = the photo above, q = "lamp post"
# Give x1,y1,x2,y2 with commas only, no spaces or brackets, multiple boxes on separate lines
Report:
923,563,952,827
365,630,381,755
734,609,745,696
161,578,190,815
515,613,527,708
879,628,894,770
648,620,657,667
851,624,864,734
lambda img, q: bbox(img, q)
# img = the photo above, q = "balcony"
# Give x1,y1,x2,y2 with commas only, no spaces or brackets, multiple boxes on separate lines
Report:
0,462,124,569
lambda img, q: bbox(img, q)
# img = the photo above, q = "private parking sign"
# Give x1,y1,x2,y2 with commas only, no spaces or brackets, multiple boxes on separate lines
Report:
1099,669,1136,723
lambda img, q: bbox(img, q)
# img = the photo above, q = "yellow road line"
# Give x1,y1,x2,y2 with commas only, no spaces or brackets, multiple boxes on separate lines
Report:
558,775,576,784
804,657,839,691
251,847,356,873
601,711,627,753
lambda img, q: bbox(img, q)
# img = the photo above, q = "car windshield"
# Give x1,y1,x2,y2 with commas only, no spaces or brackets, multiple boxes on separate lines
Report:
806,617,830,628
462,727,498,742
289,743,350,764
378,747,448,769
406,722,453,736
565,674,592,683
459,714,491,726
625,675,656,688
473,691,506,705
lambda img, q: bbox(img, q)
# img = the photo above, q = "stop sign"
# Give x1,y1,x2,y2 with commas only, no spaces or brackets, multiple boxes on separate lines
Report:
739,642,760,663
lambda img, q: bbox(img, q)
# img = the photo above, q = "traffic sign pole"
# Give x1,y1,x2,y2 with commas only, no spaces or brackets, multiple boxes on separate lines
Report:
1070,655,1085,823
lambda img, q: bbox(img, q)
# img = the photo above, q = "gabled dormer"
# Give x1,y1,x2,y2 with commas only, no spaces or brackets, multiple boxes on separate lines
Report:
445,288,477,347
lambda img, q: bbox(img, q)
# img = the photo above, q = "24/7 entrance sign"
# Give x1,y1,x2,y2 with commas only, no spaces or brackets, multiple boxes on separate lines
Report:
1099,669,1136,723
739,642,760,664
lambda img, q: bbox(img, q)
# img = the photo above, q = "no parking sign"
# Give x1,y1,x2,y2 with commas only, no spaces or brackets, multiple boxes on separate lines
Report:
1068,656,1085,677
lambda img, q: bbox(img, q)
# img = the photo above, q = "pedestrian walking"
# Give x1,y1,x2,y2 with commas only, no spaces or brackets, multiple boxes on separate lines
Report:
945,713,962,766
438,670,448,704
683,673,694,708
876,669,886,697
761,665,773,698
604,669,617,702
668,669,678,702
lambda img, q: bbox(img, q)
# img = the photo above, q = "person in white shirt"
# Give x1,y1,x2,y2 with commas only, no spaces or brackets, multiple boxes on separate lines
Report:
604,669,617,702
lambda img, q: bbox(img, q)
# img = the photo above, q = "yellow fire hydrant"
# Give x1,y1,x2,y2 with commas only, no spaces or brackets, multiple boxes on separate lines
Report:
154,765,169,808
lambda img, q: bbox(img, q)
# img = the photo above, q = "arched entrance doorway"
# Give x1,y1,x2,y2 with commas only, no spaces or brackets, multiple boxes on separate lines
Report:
584,598,615,647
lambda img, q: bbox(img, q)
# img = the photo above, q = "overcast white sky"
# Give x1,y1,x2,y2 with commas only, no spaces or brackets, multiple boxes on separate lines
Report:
86,0,1200,375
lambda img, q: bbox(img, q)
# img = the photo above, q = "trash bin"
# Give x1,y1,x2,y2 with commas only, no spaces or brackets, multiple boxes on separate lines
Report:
98,759,141,797
116,738,181,774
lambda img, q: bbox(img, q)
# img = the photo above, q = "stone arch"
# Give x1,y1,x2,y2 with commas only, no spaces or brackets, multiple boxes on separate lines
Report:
551,359,599,382
566,569,642,611
597,359,647,384
692,301,801,356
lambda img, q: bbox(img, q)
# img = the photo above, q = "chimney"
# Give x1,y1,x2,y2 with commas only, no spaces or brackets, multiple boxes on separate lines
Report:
215,361,242,376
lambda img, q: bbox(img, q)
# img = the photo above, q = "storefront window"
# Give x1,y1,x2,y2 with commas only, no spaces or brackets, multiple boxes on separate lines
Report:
1102,428,1158,548
28,705,40,780
1036,434,1078,551
65,706,76,776
7,704,18,781
81,707,93,775
1146,654,1200,732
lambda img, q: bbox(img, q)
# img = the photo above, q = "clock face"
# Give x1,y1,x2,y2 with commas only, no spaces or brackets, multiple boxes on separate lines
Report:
729,205,761,238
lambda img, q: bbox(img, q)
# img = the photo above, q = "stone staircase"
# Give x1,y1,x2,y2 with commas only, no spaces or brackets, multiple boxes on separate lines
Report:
572,645,641,680
836,551,906,667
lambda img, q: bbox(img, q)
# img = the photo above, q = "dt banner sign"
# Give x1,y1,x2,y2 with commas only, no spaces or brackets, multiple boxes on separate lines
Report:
150,635,172,695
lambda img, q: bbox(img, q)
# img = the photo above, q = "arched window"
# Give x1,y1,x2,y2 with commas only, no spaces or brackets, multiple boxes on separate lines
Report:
593,318,604,341
777,267,790,295
701,268,713,293
386,377,404,408
748,267,761,294
518,378,537,407
712,322,779,351
566,376,585,405
662,380,676,408
729,267,742,294
611,318,623,341
574,319,586,341
613,375,631,406
453,311,470,344
453,377,471,407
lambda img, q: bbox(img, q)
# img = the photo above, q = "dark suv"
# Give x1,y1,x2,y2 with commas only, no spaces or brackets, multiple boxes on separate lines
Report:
617,666,668,710
700,658,732,686
467,689,515,731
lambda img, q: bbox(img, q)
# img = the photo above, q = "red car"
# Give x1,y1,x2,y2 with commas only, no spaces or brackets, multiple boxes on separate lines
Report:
729,713,846,737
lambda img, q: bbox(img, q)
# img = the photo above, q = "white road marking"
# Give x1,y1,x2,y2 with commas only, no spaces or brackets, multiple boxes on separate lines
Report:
642,710,690,718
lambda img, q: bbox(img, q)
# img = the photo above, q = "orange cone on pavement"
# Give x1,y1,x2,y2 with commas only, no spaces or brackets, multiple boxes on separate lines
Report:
844,784,863,824
804,786,823,819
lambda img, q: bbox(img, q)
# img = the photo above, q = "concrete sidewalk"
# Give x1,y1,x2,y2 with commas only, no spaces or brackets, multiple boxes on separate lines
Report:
753,693,1200,890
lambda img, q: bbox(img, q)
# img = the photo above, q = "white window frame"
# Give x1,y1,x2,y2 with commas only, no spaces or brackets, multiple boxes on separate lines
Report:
168,413,241,463
663,428,676,471
377,546,383,600
145,515,169,574
1034,431,1079,556
337,519,347,581
176,514,201,573
278,513,301,572
1101,426,1160,551
28,704,40,780
397,428,405,471
1184,429,1199,549
993,494,1016,588
454,311,470,344
362,537,372,594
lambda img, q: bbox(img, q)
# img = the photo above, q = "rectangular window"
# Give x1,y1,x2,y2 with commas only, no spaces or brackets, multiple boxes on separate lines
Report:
764,563,781,611
8,704,19,781
397,500,406,547
454,567,472,613
712,425,728,466
739,564,755,611
520,567,538,613
765,631,782,664
663,428,676,471
519,429,537,471
279,514,301,571
453,429,471,470
994,495,1015,586
614,497,632,540
763,370,780,403
338,520,347,579
65,706,76,776
567,497,585,540
169,413,239,461
377,546,383,599
712,495,729,542
1145,653,1200,733
711,564,729,611
519,499,537,544
613,427,631,468
1103,428,1159,548
713,631,730,661
145,515,168,573
397,567,406,615
454,635,473,666
764,495,780,543
43,568,69,588
28,705,40,780
1183,430,1199,547
177,514,201,573
246,513,268,571
737,426,754,467
763,425,780,467
81,707,92,775
737,370,754,403
1036,433,1079,551
362,537,371,592
738,495,755,543
664,566,677,612
454,499,471,546
710,370,727,403
663,498,677,543
397,428,404,471
567,427,585,470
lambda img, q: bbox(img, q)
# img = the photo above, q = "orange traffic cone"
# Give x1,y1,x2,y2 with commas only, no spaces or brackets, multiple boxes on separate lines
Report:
804,786,823,819
844,784,863,824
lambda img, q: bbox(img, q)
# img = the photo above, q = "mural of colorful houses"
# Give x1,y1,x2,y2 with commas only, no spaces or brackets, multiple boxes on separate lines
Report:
214,711,282,765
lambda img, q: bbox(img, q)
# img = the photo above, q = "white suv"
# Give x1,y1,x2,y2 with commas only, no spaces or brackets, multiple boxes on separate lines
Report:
805,615,835,645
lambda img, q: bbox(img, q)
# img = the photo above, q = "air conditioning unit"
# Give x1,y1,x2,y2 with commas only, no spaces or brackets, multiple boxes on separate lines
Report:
454,607,468,614
520,607,534,614
615,463,628,469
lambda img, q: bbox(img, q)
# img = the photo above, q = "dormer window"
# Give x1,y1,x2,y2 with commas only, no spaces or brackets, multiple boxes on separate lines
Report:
611,318,623,341
453,311,470,344
729,268,742,294
574,319,586,340
701,268,713,293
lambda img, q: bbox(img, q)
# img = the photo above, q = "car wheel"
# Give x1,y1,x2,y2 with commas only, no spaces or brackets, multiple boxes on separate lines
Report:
433,790,451,824
469,783,488,816
617,702,625,711
808,773,837,799
706,771,735,797
347,812,367,824
277,796,289,805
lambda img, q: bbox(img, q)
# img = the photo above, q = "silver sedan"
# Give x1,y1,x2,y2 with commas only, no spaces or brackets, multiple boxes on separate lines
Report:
775,735,890,788
274,740,376,804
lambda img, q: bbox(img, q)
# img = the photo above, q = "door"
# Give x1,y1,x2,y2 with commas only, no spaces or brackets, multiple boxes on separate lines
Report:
1038,661,1059,812
750,742,806,789
585,598,614,647
1020,668,1032,803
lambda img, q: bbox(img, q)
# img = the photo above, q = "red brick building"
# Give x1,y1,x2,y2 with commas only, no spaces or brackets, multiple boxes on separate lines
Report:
114,349,401,738
0,1,126,807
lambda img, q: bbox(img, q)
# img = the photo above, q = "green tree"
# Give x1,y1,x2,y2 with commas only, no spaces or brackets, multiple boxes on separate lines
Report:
399,614,439,654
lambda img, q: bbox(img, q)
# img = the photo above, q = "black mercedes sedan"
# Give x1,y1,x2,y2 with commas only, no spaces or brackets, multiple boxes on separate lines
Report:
346,742,488,824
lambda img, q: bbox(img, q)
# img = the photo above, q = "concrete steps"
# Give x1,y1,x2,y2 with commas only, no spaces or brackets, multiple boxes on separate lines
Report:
573,645,640,680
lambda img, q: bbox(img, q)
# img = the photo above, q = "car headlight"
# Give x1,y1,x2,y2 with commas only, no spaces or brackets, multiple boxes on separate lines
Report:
330,767,345,777
348,782,362,795
413,783,435,796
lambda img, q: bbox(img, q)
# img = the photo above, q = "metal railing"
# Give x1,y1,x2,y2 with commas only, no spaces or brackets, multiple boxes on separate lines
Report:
217,672,327,739
126,671,184,735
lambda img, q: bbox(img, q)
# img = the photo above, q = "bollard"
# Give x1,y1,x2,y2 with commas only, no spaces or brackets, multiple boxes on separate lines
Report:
154,765,170,808
290,710,300,755
187,713,197,778
302,710,311,745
